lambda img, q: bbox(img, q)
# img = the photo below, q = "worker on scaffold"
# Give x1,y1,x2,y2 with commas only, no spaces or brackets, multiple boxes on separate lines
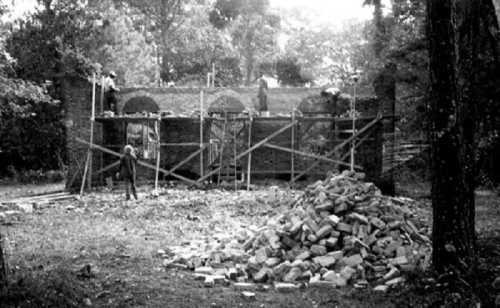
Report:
103,71,120,113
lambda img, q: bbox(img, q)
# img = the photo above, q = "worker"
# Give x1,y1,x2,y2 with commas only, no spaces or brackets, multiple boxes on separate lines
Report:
116,144,138,200
321,87,340,115
103,71,120,113
257,76,268,116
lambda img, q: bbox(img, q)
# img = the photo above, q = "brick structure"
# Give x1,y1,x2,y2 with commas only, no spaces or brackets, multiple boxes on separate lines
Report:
62,76,103,190
63,79,392,191
118,87,319,115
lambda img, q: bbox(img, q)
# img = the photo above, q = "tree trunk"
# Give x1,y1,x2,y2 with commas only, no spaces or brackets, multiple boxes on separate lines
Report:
427,0,481,275
0,233,7,287
244,49,254,86
372,0,384,58
373,62,396,195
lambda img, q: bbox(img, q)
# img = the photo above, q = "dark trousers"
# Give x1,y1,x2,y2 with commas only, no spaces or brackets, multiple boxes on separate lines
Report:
124,176,137,200
106,91,118,113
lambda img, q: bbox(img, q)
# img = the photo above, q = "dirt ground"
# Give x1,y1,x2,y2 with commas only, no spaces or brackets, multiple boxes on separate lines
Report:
0,182,499,307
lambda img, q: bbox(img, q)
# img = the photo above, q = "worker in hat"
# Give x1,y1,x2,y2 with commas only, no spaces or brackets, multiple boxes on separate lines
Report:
103,71,120,113
117,144,138,200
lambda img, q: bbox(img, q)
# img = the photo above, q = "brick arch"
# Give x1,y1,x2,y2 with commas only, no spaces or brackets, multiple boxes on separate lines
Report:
207,90,246,114
122,96,160,114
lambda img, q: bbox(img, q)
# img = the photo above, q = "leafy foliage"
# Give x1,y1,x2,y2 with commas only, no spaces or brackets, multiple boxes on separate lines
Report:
209,0,280,85
6,0,97,88
161,3,237,85
0,75,64,173
0,0,96,174
114,0,185,83
208,0,269,29
214,57,242,86
283,21,374,87
87,0,158,86
275,57,311,86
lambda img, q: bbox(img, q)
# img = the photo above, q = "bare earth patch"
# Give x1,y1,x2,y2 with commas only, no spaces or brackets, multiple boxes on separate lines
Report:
0,183,499,307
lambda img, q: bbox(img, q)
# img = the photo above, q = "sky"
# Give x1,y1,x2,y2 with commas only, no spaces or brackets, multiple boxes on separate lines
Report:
1,0,38,20
3,0,388,25
270,0,376,27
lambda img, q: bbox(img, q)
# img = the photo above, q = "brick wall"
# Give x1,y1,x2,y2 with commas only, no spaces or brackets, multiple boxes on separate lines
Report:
64,81,391,189
117,87,320,115
62,76,103,190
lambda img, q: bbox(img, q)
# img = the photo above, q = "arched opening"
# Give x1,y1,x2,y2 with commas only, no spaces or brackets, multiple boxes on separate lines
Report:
122,96,160,161
122,96,160,114
208,95,245,115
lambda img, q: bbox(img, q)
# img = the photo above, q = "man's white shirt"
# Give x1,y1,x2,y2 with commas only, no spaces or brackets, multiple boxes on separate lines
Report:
103,76,118,92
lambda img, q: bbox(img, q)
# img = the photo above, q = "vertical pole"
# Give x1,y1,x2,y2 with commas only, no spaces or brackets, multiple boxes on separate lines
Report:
207,73,211,88
217,113,227,186
350,82,357,171
334,118,339,171
146,117,149,158
141,121,145,158
246,115,252,191
80,154,90,196
154,117,160,195
200,90,204,178
212,63,216,88
100,76,105,114
88,73,96,190
233,123,237,190
80,74,96,196
291,108,295,185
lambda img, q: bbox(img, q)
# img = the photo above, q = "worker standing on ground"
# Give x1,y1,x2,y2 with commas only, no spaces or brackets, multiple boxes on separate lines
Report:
117,145,138,200
103,71,120,113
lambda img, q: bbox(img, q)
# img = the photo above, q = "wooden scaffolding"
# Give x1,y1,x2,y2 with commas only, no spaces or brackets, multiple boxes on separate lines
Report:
75,80,387,194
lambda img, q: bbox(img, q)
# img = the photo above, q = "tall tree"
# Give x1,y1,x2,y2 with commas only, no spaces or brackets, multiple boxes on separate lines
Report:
119,0,185,83
6,0,96,94
426,0,483,274
164,3,237,85
284,21,374,87
364,0,385,58
209,0,280,85
87,0,158,86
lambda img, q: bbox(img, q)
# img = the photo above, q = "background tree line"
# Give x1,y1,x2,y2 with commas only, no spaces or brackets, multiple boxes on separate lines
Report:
0,0,499,188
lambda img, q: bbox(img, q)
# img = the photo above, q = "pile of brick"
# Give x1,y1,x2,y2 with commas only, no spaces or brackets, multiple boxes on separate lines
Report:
163,171,431,291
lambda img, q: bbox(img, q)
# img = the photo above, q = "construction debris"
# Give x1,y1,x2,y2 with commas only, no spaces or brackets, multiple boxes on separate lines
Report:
0,190,76,224
163,170,431,291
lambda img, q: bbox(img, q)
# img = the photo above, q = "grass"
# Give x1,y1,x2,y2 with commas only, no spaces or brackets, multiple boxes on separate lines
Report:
0,183,499,307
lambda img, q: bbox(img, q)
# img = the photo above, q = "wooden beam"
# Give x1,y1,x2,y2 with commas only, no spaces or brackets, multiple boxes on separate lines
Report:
75,138,201,187
79,153,90,196
291,114,382,183
94,160,120,176
291,110,295,185
263,143,361,169
67,154,85,189
217,112,229,185
154,119,161,194
197,120,298,183
160,142,209,147
87,73,97,191
200,90,204,177
299,121,317,143
99,76,104,114
165,145,207,177
233,123,237,190
246,115,252,191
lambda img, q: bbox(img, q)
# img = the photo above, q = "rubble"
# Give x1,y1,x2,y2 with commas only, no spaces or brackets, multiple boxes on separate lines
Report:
493,276,500,290
241,291,256,300
162,170,431,291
